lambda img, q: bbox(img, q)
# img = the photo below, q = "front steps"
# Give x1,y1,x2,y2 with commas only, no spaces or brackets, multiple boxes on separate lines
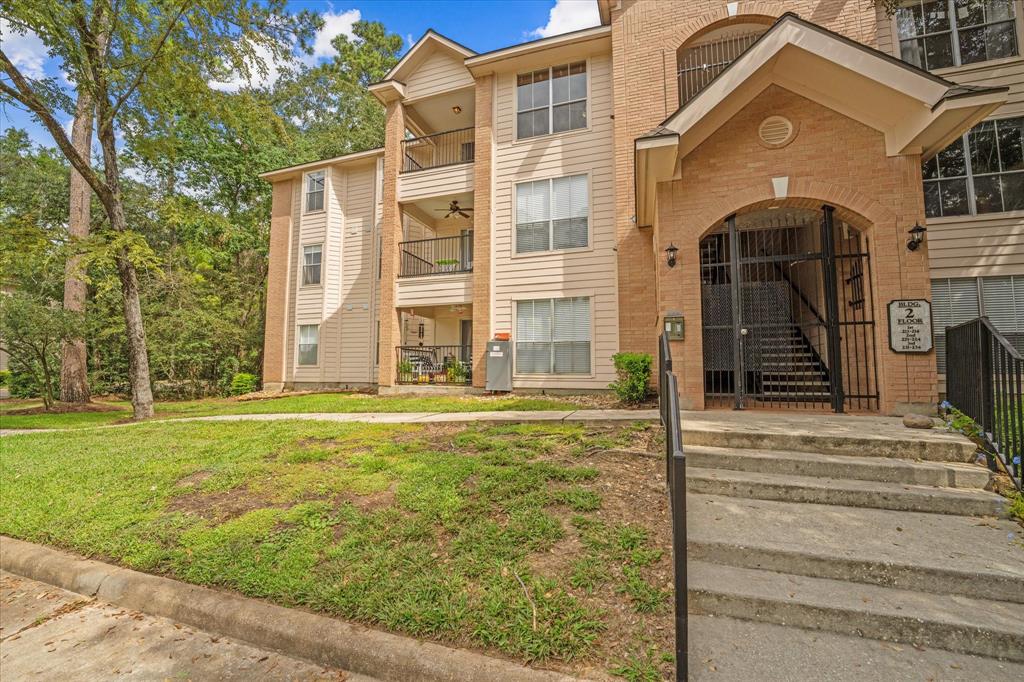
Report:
676,413,1024,670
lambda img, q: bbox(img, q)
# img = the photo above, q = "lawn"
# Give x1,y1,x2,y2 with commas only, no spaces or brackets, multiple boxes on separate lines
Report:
0,419,674,679
0,392,579,430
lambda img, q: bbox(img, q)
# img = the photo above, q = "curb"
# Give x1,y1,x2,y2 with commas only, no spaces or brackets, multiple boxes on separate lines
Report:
0,536,579,682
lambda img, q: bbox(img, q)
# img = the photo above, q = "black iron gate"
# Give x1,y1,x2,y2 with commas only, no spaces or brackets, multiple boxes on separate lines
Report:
700,206,879,412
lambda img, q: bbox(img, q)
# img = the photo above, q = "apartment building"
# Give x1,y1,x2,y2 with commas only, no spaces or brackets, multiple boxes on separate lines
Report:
260,0,1023,415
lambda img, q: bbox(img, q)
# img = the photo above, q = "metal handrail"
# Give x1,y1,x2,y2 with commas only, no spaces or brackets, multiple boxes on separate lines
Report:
946,316,1022,489
398,232,474,278
396,344,472,385
400,127,475,173
658,332,688,681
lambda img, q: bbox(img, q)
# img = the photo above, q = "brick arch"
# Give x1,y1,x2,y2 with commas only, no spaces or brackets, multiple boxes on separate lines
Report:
692,178,897,240
667,2,786,50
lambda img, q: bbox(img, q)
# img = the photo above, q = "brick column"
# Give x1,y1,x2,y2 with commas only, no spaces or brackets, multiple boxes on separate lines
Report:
376,101,405,387
262,179,293,391
471,75,494,389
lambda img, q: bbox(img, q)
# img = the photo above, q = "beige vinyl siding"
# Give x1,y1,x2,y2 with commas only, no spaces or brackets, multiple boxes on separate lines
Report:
404,50,474,101
396,273,473,307
338,162,378,383
927,212,1024,277
491,52,618,390
292,169,332,382
398,163,474,202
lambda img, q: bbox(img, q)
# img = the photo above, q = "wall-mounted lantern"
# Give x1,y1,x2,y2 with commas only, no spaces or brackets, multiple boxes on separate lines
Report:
665,243,679,268
906,223,927,251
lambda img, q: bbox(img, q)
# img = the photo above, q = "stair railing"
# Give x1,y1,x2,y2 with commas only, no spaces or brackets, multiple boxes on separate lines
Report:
945,317,1022,490
658,333,688,681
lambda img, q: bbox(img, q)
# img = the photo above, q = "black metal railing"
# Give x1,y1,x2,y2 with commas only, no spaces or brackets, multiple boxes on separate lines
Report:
399,233,473,278
396,345,472,385
401,127,475,173
658,333,687,681
946,317,1022,489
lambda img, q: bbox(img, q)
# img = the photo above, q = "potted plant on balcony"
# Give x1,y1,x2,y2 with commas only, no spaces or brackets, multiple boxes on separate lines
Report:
435,258,459,273
446,360,468,384
397,359,413,379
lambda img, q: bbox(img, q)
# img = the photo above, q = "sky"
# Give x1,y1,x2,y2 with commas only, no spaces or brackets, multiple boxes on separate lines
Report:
0,0,602,147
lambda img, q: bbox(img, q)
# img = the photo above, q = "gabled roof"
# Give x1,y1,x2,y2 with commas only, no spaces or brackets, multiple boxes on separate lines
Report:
259,148,383,181
383,30,475,83
633,12,1008,226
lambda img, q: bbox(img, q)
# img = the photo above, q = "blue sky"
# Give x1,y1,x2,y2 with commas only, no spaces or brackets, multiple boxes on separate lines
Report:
1,0,601,147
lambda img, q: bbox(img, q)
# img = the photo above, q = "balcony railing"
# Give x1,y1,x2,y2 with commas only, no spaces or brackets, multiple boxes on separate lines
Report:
401,127,475,172
397,345,472,385
399,232,473,277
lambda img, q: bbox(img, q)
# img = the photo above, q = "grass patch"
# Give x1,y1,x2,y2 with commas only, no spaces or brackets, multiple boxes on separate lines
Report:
0,419,671,675
0,392,576,430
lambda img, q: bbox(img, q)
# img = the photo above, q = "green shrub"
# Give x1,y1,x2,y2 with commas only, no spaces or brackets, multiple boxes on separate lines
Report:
446,361,468,383
0,369,9,387
610,353,652,404
229,372,259,396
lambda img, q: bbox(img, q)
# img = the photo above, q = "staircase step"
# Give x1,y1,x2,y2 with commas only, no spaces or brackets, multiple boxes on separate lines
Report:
686,493,1024,603
688,562,1024,662
685,467,1008,516
685,445,992,488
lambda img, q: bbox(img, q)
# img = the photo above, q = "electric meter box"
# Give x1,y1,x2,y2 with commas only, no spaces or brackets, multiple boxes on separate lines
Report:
485,339,513,391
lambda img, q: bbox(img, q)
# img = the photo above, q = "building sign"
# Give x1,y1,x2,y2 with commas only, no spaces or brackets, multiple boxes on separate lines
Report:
887,299,933,353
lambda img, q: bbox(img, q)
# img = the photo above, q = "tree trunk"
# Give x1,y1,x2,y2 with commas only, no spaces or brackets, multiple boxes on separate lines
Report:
60,89,94,404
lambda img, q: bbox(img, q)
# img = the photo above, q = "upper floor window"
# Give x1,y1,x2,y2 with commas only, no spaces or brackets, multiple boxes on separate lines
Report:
302,244,322,285
677,25,767,105
305,170,325,212
897,0,1018,70
923,116,1024,217
516,62,587,140
515,174,589,254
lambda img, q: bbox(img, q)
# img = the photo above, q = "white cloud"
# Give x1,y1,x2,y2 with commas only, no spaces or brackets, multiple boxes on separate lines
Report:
208,40,296,93
310,8,360,60
530,0,600,38
0,18,48,79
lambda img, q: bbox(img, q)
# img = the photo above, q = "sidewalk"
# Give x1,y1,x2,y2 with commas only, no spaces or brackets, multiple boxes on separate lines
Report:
0,570,368,681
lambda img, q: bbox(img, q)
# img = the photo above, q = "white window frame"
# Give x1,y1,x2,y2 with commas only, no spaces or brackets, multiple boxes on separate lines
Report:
514,60,590,141
512,173,592,257
894,0,1020,70
512,296,594,377
304,169,326,214
297,324,320,367
301,243,323,286
931,275,1024,373
924,116,1024,218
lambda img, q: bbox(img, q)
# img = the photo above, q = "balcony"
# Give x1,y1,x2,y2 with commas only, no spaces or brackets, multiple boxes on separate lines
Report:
400,232,473,278
401,128,475,172
397,345,472,385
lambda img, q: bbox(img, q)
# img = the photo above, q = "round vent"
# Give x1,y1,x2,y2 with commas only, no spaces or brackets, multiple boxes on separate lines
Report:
758,116,795,146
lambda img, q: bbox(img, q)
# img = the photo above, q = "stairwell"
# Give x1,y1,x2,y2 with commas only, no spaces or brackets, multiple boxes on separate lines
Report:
675,411,1024,675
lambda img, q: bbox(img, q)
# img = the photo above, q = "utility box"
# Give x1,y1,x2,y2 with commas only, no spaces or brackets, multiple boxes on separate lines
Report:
485,339,512,391
663,312,685,340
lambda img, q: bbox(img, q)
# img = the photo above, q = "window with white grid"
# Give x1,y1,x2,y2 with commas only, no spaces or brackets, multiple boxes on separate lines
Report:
896,0,1018,70
516,62,587,140
515,297,591,374
297,324,319,366
515,174,588,254
302,244,322,285
305,170,325,212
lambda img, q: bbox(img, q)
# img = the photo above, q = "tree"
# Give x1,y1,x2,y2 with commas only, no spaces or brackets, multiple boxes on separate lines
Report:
0,0,318,419
60,88,96,404
0,291,81,410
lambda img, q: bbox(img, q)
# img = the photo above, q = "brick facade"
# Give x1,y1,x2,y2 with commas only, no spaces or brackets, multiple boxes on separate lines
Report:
262,179,294,390
471,74,494,388
376,101,405,387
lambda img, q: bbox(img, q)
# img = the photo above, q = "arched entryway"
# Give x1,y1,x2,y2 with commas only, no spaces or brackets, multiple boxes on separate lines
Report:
699,206,879,412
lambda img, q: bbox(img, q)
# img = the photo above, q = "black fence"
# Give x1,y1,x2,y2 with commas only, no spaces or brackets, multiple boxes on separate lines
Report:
396,345,472,385
946,317,1022,489
401,127,475,172
399,233,473,278
658,333,688,681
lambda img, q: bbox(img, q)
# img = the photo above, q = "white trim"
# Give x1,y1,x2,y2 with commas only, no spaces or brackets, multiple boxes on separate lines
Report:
295,323,321,369
510,171,594,258
465,25,610,70
512,58,592,143
299,242,324,288
383,31,475,83
510,294,597,379
302,167,329,216
259,149,383,181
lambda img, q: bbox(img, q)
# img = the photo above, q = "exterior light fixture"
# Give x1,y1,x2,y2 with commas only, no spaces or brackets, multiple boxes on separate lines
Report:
665,243,679,268
906,223,927,251
452,105,462,114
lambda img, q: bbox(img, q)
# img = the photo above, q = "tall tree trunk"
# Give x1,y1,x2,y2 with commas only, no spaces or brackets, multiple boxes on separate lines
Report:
60,89,94,404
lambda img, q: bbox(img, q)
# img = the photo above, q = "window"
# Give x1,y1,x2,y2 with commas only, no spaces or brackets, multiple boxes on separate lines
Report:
516,62,587,140
924,117,1024,217
302,244,322,285
516,297,591,374
305,170,325,212
931,275,1023,372
515,174,589,253
298,324,319,366
897,0,1018,70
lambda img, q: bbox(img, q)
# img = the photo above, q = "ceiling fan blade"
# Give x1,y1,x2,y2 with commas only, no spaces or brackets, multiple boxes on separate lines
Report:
457,211,470,218
462,207,474,211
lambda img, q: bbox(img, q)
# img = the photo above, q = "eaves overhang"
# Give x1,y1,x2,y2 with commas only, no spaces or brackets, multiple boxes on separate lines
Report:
632,12,1008,227
465,25,611,75
259,148,384,182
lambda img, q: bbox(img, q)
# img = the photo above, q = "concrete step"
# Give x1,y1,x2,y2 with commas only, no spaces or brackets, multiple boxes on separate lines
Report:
685,467,1008,516
688,562,1024,662
681,415,977,462
685,445,992,488
687,614,1024,680
686,494,1024,603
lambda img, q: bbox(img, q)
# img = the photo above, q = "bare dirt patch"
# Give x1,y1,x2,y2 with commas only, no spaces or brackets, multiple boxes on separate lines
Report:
5,401,126,416
168,486,278,523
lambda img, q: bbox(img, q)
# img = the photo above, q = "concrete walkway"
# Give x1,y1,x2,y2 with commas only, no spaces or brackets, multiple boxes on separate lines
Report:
0,571,370,681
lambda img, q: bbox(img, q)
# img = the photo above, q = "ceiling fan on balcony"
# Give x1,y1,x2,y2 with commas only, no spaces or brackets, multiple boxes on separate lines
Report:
436,200,473,219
